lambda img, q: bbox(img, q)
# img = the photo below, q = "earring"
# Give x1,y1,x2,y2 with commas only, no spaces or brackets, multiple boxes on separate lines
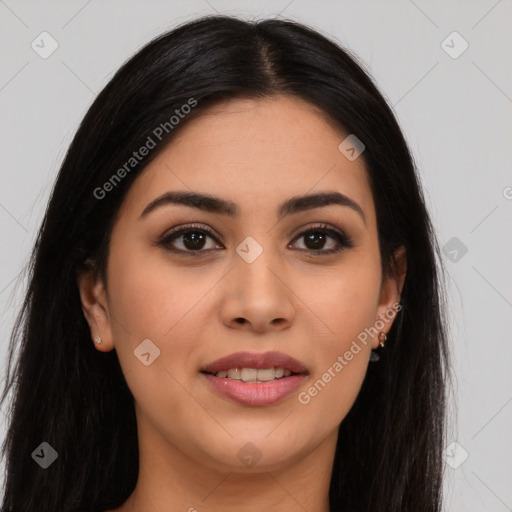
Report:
378,332,387,348
94,336,102,345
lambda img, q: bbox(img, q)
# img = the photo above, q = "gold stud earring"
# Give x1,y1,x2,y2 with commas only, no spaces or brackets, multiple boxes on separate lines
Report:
378,332,387,348
94,336,102,345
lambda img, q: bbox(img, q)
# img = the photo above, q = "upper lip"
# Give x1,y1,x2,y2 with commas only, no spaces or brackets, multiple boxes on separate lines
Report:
201,351,308,374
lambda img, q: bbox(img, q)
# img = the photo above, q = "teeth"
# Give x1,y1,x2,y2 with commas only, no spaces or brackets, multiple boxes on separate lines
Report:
241,368,258,382
227,368,242,380
253,368,275,382
215,367,294,382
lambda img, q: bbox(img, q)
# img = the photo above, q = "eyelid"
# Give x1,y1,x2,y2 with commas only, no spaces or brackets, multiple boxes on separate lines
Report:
161,222,220,240
289,223,355,251
290,222,348,240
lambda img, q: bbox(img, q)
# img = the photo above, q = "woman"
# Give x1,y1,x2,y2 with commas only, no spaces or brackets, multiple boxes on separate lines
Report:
0,14,450,512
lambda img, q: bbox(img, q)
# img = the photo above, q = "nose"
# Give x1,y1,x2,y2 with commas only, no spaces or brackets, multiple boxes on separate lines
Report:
219,251,295,334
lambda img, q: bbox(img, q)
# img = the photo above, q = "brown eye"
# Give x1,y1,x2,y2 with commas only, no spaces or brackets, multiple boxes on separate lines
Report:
178,230,209,251
157,222,354,256
290,224,354,254
158,224,222,254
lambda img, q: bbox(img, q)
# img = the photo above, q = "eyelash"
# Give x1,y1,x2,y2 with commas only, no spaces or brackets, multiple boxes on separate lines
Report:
157,223,355,256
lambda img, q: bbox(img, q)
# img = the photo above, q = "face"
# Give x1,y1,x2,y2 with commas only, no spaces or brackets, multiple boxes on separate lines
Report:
78,94,405,474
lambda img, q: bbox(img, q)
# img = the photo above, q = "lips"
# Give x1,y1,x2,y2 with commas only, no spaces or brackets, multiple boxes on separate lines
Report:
201,351,308,375
200,351,308,407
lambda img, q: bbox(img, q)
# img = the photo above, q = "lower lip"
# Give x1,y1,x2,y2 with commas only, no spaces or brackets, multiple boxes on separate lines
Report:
202,373,307,407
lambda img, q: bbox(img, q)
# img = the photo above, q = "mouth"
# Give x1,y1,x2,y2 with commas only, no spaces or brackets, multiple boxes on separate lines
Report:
202,366,302,382
201,350,308,380
200,351,308,406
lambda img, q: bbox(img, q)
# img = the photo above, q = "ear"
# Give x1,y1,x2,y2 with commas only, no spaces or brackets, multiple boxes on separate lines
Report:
76,269,115,352
373,245,407,349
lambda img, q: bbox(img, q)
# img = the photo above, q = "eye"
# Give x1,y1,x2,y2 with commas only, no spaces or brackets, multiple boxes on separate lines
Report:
157,222,354,256
289,224,354,254
157,224,222,255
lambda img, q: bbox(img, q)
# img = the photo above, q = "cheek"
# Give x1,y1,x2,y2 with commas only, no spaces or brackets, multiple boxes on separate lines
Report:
305,253,381,343
105,245,218,429
107,234,211,337
106,237,219,385
297,348,370,435
295,259,381,426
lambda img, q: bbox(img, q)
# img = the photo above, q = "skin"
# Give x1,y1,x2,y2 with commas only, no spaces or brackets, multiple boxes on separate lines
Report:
78,94,406,512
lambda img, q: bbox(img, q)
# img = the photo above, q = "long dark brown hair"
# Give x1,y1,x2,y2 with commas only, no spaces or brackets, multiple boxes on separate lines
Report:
1,14,450,512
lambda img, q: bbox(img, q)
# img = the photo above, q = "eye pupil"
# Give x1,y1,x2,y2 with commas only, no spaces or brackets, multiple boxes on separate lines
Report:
183,231,206,250
304,232,326,250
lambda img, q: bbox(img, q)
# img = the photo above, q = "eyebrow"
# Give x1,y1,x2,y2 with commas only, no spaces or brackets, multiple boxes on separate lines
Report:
139,190,365,224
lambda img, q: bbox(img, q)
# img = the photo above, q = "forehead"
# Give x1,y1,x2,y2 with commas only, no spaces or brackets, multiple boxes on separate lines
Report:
119,95,374,222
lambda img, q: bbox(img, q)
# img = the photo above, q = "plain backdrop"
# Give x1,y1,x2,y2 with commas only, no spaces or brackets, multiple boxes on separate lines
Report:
1,1,511,510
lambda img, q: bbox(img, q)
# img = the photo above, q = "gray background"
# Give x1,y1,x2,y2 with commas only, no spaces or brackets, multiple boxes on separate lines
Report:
1,1,511,510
